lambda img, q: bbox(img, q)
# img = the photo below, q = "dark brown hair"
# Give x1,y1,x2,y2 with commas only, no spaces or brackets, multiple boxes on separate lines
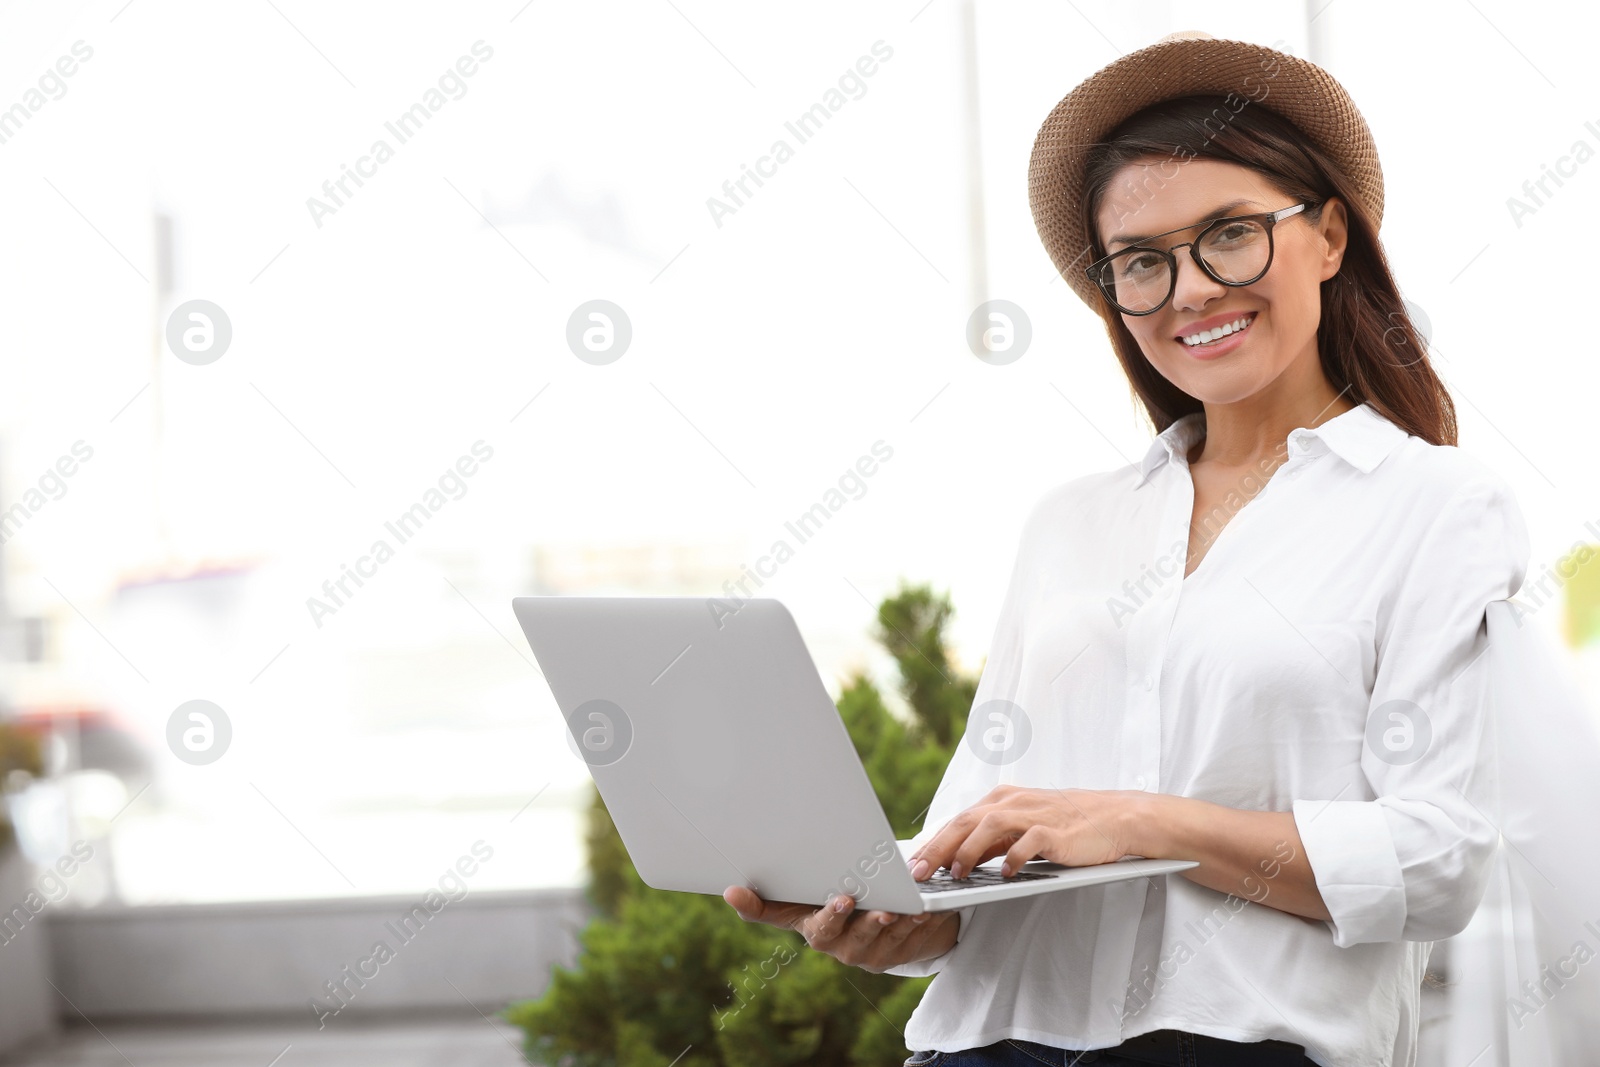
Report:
1081,94,1455,446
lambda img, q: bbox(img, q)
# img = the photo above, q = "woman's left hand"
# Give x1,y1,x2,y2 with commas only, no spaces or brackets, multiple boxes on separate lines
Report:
907,785,1146,881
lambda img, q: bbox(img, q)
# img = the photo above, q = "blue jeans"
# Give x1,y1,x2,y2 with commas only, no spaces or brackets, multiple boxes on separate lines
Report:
903,1039,1128,1066
903,1040,1167,1067
903,1032,1316,1066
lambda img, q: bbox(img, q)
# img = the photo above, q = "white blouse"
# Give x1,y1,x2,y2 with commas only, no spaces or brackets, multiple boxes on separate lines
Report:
887,402,1530,1067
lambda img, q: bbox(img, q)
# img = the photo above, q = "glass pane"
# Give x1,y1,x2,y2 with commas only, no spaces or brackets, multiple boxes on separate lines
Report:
1108,249,1172,312
1198,219,1271,283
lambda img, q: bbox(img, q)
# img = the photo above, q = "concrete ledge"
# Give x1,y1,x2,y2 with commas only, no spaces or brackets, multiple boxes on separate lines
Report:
44,887,592,1024
0,852,59,1059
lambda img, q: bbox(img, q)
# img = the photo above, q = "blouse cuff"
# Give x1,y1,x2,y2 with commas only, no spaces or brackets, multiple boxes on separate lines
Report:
882,904,976,978
1292,798,1407,947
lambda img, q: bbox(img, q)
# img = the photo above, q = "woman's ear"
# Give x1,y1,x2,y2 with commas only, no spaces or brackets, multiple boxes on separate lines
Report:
1317,196,1350,282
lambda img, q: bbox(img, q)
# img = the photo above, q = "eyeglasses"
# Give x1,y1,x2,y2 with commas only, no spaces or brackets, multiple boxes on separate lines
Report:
1085,203,1308,316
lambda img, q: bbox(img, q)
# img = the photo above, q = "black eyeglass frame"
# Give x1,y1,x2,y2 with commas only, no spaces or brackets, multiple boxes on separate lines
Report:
1084,202,1310,317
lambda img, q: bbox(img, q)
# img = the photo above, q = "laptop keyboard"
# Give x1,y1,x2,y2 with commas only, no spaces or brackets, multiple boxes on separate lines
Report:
916,867,1056,893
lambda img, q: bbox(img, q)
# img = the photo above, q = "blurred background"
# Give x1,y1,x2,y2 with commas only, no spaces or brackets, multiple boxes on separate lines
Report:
0,0,1596,1063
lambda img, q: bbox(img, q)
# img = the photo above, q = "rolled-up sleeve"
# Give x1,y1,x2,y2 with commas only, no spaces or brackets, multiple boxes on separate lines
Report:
1293,474,1528,947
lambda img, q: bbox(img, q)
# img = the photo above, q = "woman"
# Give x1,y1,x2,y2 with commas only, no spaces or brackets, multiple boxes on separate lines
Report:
725,31,1527,1067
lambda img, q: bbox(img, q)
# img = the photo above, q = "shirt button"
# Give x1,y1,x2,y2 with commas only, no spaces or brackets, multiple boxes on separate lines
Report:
1134,775,1147,790
1143,675,1154,691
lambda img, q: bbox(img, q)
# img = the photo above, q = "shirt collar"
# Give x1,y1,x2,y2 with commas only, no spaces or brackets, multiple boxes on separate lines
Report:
1136,401,1410,485
1138,411,1206,482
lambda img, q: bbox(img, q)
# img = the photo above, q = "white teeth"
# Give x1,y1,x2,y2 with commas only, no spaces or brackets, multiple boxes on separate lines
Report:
1181,313,1255,347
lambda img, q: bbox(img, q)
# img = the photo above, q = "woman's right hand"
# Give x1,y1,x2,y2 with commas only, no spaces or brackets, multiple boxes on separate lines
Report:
722,885,960,973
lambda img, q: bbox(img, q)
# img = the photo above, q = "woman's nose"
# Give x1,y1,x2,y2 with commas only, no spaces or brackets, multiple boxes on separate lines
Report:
1170,249,1227,312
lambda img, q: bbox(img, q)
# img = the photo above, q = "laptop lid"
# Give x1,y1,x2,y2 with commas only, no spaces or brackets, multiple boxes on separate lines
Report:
512,595,926,912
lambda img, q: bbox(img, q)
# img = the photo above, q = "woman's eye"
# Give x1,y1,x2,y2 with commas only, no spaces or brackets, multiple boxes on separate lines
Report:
1120,254,1161,276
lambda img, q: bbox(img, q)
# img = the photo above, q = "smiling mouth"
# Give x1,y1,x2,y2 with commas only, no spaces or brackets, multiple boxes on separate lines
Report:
1178,312,1257,349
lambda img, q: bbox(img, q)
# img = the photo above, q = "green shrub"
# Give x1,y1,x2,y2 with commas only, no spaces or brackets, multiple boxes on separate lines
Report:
504,583,977,1066
0,723,43,852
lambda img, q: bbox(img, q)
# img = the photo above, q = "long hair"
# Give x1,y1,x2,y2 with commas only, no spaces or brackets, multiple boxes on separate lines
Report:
1080,94,1455,446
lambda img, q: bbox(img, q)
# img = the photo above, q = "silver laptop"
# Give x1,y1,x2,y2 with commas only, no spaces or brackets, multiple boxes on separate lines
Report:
512,595,1196,913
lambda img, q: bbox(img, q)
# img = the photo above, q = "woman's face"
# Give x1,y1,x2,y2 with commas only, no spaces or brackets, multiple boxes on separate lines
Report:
1092,157,1348,407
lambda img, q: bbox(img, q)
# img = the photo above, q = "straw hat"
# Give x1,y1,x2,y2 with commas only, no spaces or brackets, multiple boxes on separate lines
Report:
1028,30,1385,309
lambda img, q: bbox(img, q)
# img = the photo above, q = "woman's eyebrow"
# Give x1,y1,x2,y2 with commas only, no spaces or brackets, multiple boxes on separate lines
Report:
1107,198,1261,246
